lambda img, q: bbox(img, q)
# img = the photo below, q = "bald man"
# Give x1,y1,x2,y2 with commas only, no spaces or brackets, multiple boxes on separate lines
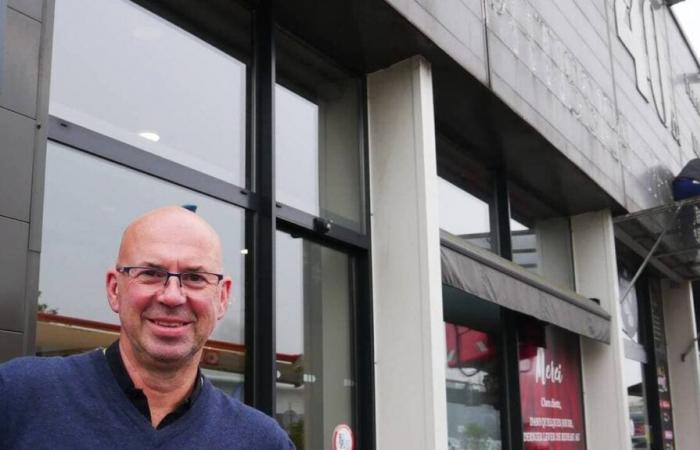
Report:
0,206,295,450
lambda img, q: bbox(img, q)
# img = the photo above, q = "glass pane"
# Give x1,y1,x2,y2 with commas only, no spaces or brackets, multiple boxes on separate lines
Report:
275,31,364,232
510,221,539,274
444,322,502,450
38,142,246,359
619,267,642,344
276,85,319,215
510,215,575,290
438,177,494,252
50,0,248,185
623,359,651,450
275,232,355,450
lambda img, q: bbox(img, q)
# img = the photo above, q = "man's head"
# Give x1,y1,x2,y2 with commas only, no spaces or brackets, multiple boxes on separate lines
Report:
106,206,232,370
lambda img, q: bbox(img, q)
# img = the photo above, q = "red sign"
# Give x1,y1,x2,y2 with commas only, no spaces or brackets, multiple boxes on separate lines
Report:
519,326,586,450
445,324,495,369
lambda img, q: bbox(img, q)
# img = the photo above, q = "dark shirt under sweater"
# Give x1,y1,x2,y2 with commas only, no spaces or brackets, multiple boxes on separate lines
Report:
0,350,295,450
104,340,201,429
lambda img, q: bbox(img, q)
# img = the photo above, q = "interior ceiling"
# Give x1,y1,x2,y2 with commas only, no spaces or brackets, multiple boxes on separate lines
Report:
133,0,624,218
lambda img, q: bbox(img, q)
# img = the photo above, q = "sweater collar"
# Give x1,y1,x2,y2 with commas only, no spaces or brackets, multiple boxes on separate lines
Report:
105,340,203,429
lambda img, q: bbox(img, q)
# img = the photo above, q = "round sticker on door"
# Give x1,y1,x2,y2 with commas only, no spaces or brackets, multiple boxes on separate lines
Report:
332,424,354,450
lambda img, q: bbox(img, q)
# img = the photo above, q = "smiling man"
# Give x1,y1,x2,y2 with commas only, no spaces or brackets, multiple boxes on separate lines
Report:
0,206,295,450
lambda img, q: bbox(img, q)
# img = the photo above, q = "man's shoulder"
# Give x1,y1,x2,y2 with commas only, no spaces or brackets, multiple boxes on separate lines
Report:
204,383,295,448
0,350,101,388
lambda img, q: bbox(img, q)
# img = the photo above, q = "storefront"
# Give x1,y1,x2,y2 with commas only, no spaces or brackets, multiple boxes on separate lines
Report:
2,0,700,449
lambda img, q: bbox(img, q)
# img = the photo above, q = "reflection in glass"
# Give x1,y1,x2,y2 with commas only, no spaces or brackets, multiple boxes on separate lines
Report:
276,31,364,232
445,323,501,450
510,221,538,274
623,359,651,449
275,232,355,449
619,268,641,343
38,142,246,353
438,177,493,252
511,216,575,290
50,0,248,184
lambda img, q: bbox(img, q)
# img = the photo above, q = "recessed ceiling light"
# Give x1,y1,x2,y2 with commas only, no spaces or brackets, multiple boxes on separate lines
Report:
138,131,160,142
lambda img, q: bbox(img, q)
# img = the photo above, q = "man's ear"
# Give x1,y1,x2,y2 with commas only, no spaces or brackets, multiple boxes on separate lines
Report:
106,270,121,313
216,276,233,320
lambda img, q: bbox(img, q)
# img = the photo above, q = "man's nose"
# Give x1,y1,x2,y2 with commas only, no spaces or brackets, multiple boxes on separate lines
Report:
158,276,187,306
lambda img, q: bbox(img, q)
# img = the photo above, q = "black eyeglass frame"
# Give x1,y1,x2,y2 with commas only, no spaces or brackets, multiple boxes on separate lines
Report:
116,266,225,287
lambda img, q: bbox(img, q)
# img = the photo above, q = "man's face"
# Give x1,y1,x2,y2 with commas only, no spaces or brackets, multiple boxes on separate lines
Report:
106,209,231,368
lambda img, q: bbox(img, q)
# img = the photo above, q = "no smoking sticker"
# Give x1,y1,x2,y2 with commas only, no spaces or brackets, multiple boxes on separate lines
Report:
332,424,354,450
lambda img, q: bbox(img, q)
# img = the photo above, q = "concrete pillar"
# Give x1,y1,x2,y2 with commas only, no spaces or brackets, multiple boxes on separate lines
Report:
662,281,700,450
0,0,53,361
571,210,631,450
534,216,575,290
367,56,447,450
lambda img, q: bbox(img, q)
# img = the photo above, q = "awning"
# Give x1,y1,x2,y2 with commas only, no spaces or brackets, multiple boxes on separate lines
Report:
614,196,700,283
440,231,611,343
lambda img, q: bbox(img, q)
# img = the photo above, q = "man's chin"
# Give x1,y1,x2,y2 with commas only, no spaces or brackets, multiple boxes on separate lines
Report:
141,343,199,367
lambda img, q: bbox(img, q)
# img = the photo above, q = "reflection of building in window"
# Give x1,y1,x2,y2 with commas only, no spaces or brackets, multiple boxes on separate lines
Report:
445,323,502,450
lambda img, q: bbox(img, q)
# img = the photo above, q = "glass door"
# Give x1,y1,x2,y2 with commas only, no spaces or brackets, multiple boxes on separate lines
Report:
275,231,356,450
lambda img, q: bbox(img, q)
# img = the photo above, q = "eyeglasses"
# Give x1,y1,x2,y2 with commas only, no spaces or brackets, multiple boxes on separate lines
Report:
116,266,224,291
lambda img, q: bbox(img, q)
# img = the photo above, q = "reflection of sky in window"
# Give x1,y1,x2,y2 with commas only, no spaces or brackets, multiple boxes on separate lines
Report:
622,358,644,389
439,178,490,236
275,85,319,215
39,142,246,344
438,177,525,235
49,0,246,185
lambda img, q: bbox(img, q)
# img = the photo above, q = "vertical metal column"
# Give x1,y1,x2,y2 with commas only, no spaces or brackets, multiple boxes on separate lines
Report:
492,172,524,450
245,0,276,416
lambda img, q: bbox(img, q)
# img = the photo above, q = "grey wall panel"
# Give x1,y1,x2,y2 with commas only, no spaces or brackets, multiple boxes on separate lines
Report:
0,215,28,332
0,7,40,118
385,0,487,84
8,0,42,21
0,329,24,361
484,0,624,208
606,3,692,212
21,249,40,355
0,107,35,221
665,14,700,161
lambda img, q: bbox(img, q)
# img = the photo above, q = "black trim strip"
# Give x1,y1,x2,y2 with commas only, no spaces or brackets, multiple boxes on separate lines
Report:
245,0,276,415
47,116,254,210
276,203,369,250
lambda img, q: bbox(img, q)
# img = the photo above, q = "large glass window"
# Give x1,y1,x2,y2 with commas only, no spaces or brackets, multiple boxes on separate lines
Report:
275,231,355,449
50,0,248,185
445,322,502,450
510,185,575,290
439,176,494,252
37,141,246,353
275,31,364,232
443,286,503,450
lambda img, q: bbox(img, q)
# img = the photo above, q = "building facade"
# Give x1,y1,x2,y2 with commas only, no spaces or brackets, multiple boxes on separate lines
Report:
1,0,699,449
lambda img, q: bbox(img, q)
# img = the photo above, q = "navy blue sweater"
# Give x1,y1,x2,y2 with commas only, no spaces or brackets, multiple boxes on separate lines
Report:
0,350,295,449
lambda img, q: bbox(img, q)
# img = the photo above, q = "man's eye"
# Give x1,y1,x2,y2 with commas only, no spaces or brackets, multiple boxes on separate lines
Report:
138,269,165,279
182,273,205,283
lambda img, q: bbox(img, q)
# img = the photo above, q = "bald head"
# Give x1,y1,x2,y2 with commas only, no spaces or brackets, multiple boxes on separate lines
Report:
117,206,224,271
